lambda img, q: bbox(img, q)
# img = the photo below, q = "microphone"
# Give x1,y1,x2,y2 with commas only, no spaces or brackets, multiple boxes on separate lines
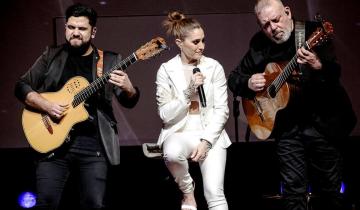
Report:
193,68,206,107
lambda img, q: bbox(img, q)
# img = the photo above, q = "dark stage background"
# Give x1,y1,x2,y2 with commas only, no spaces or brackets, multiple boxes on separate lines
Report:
0,0,359,148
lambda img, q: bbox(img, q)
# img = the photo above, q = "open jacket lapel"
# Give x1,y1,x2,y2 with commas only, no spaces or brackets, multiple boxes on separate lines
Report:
196,57,212,100
164,55,188,99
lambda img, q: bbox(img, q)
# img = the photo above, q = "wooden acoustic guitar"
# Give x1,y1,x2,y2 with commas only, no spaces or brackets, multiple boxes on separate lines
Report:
22,37,168,153
242,21,334,140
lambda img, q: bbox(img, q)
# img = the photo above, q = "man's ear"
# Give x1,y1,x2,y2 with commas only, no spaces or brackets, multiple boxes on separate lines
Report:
284,6,291,18
91,27,97,38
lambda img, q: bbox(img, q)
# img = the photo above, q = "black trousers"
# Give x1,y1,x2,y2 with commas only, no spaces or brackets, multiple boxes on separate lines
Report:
277,127,345,210
35,152,108,210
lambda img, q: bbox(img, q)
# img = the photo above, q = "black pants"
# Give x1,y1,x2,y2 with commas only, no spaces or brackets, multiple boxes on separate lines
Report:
277,128,344,210
35,152,108,210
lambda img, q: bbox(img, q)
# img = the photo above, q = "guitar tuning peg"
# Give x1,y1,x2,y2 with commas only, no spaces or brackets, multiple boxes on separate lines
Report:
156,40,169,51
314,13,323,22
161,44,170,51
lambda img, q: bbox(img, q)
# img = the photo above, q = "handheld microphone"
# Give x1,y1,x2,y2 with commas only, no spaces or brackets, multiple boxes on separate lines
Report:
193,68,206,107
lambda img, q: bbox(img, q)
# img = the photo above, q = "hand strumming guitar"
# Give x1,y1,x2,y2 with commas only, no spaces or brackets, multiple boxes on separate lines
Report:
25,91,69,119
248,72,266,92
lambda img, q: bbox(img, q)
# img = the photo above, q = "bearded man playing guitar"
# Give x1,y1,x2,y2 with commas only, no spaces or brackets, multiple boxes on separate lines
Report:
228,0,356,209
14,3,141,209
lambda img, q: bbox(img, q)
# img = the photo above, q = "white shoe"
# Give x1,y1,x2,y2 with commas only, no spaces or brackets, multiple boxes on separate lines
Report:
181,204,197,210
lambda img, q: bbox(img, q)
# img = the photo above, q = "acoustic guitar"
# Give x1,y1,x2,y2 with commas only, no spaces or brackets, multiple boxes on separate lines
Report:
242,21,334,140
22,37,168,153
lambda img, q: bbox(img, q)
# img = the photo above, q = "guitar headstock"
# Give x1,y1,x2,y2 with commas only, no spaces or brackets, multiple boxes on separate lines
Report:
135,37,169,60
306,16,334,49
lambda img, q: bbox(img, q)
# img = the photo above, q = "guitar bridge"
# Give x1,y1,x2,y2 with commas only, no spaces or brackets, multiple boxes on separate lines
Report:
254,97,265,121
41,114,53,134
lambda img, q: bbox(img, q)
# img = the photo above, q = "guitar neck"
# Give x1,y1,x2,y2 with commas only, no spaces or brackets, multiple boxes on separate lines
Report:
268,42,312,96
271,56,298,92
72,53,138,107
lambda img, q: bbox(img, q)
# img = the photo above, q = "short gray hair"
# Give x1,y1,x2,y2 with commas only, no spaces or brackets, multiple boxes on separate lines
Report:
254,0,284,15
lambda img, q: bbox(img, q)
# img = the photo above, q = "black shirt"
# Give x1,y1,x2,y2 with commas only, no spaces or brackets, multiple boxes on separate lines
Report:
59,51,104,155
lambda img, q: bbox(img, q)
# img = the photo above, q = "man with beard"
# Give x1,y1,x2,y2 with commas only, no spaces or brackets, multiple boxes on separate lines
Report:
14,3,139,209
228,0,356,210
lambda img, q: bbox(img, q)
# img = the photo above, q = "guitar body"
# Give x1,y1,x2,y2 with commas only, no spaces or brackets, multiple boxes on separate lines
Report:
242,62,290,140
22,76,90,153
20,37,168,153
241,21,334,140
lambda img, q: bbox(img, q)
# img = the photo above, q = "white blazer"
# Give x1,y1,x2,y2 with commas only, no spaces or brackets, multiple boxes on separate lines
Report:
156,55,231,148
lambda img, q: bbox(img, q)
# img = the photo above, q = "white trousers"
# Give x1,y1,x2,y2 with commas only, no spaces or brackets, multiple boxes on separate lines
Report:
163,116,228,210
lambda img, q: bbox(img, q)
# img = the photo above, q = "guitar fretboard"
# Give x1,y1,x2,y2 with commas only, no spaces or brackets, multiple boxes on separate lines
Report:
72,53,138,107
267,42,311,97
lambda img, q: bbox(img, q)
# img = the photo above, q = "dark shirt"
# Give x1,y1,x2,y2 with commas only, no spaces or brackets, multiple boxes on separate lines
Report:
60,51,103,155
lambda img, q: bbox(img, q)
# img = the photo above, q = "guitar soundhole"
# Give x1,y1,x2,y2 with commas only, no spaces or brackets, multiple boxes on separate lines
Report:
66,80,82,94
74,80,80,88
66,84,75,94
268,85,276,98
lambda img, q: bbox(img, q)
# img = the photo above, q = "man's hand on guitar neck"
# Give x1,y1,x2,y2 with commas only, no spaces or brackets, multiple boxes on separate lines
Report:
109,70,137,98
248,72,266,92
297,47,322,70
25,91,69,119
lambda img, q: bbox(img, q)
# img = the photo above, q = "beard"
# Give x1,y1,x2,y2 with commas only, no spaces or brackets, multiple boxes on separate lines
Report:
270,21,293,44
270,29,291,44
65,38,92,56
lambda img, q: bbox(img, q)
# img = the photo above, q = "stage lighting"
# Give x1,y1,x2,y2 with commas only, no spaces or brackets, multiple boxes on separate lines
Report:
18,191,36,208
340,182,346,194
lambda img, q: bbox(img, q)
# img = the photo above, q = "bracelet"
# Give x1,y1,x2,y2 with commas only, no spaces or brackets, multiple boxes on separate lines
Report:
201,139,212,149
183,80,196,102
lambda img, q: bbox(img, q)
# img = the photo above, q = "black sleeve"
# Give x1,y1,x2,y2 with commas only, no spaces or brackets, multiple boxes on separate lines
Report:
115,86,140,108
104,51,140,109
228,32,267,99
228,51,257,99
14,47,51,103
300,21,341,88
228,31,269,98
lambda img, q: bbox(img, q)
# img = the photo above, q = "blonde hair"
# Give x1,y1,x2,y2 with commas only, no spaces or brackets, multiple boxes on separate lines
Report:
162,11,202,40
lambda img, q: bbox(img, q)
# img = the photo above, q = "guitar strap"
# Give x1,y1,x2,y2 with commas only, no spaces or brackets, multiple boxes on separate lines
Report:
96,49,104,77
295,21,305,77
295,21,305,50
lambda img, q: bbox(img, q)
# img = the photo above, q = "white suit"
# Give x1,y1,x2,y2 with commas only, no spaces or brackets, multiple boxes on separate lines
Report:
156,55,231,210
156,55,231,148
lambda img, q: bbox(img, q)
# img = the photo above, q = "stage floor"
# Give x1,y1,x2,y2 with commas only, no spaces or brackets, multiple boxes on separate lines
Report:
1,140,359,210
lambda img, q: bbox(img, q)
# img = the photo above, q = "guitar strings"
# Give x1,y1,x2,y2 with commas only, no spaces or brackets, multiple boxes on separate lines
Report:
72,53,138,107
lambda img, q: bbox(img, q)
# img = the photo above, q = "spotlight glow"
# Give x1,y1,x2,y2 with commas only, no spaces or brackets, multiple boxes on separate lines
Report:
340,182,345,194
18,192,36,208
